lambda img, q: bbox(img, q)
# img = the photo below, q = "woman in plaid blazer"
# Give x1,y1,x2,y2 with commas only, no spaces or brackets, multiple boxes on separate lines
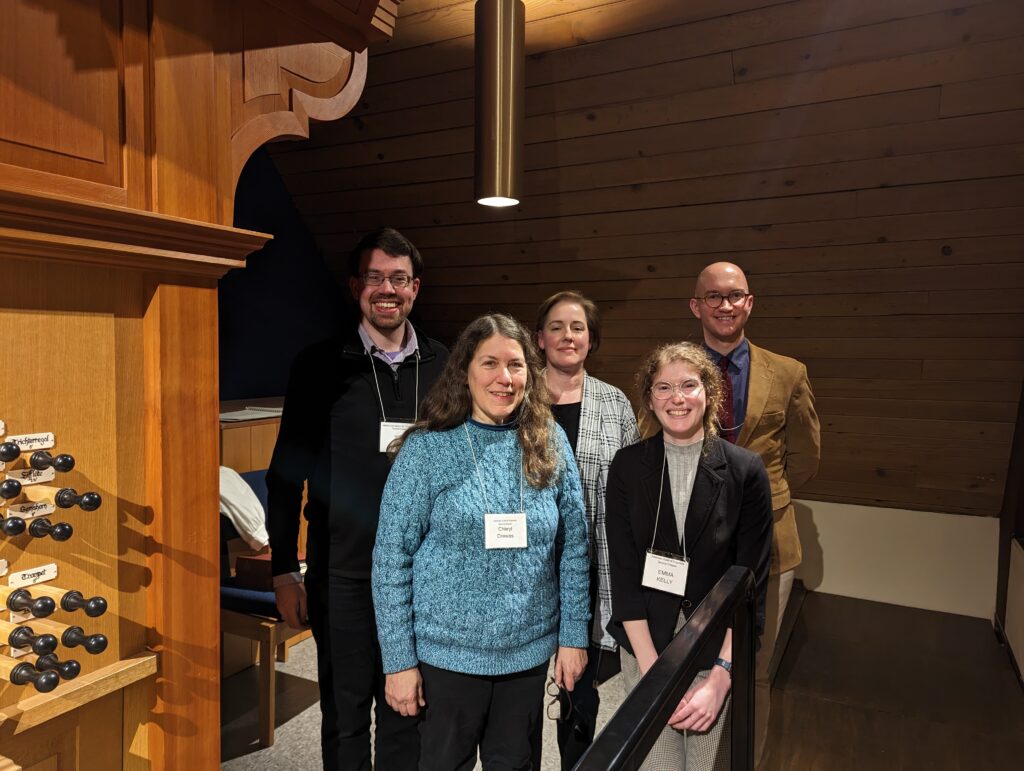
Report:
535,290,641,770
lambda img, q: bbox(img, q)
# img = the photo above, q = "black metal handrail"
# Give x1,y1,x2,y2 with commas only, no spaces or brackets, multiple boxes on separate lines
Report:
574,565,756,771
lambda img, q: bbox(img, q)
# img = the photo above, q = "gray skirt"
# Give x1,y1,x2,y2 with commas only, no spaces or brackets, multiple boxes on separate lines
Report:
619,613,731,771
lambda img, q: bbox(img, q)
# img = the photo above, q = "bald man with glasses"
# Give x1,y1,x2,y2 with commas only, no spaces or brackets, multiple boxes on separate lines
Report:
689,262,820,766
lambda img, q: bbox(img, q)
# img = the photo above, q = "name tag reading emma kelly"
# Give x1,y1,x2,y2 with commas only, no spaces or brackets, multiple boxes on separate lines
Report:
379,421,412,453
641,549,689,596
485,512,527,549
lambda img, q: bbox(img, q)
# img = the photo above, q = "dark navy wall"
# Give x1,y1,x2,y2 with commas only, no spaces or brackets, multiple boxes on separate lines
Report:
219,147,347,401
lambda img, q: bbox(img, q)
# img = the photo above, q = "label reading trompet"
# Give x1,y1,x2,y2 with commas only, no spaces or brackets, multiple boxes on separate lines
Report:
8,562,59,589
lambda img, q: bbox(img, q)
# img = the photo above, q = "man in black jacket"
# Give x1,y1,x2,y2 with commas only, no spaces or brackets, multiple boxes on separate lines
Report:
267,227,448,770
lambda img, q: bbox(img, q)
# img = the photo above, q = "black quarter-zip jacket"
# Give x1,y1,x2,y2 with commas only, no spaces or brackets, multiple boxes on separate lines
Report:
267,326,448,579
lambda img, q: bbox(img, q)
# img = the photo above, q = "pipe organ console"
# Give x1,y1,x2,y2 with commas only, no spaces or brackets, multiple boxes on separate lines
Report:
1,425,111,706
0,0,397,763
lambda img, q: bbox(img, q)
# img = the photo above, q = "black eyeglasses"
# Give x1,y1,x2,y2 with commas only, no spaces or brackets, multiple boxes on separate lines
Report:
362,272,413,289
695,290,749,308
545,677,572,722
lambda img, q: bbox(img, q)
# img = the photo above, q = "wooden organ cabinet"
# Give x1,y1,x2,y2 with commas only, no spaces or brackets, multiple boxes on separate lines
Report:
0,1,400,767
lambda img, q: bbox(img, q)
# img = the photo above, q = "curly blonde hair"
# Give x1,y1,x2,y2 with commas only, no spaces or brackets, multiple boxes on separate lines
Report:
391,314,560,489
635,342,724,442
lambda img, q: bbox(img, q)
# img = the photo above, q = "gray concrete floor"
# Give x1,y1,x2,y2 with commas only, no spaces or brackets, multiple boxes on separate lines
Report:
221,638,625,770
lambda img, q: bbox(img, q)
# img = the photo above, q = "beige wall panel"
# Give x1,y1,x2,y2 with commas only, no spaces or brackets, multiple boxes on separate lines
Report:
794,499,999,619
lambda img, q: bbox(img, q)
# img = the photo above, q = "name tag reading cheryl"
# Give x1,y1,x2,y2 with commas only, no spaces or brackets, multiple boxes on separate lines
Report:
379,421,412,453
485,512,527,549
641,549,689,596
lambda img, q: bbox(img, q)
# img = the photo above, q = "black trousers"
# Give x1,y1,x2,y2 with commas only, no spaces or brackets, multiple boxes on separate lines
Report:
418,661,548,771
532,568,620,771
305,574,420,770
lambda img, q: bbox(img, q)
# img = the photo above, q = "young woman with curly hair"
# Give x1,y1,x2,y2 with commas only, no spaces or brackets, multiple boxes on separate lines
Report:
606,342,773,770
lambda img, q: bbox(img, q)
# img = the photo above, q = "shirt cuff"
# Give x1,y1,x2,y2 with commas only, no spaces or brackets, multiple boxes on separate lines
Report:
272,571,303,588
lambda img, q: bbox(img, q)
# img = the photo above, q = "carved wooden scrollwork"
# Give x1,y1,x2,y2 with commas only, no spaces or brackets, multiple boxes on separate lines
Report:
229,0,373,191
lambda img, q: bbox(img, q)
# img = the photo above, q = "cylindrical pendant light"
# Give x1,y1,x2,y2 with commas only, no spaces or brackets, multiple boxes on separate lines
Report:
474,0,525,207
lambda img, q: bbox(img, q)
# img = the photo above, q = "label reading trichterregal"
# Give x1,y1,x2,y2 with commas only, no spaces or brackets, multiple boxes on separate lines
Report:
6,501,55,519
8,562,59,589
5,467,56,485
6,432,55,451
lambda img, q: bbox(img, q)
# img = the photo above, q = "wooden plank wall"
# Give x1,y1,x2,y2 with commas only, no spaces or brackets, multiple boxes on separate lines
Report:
267,0,1024,517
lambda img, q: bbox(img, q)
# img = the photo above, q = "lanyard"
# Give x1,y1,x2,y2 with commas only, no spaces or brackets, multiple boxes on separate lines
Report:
463,423,524,514
367,348,419,422
650,442,688,560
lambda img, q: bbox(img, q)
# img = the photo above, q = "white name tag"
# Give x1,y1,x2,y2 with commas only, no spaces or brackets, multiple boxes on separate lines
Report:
641,549,689,596
379,421,411,453
485,512,527,549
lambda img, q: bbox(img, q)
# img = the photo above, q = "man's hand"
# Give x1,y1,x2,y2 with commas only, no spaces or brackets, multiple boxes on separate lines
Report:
553,646,588,692
274,581,308,629
668,666,731,732
385,667,425,717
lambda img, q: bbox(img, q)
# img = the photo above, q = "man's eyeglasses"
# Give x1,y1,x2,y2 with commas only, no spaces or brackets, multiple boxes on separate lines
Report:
362,272,413,289
695,290,749,308
651,381,703,400
545,677,572,722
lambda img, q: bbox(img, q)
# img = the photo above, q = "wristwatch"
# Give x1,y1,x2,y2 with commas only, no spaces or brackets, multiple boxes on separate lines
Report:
713,657,732,676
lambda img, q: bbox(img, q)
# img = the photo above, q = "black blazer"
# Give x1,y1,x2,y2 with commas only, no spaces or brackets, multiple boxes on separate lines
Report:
605,433,772,670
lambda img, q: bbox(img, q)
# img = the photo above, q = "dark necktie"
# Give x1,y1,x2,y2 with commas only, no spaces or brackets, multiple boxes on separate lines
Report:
717,356,736,443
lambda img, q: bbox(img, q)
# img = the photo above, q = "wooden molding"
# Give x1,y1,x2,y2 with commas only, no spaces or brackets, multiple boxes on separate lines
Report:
0,654,158,735
0,187,269,277
262,0,404,51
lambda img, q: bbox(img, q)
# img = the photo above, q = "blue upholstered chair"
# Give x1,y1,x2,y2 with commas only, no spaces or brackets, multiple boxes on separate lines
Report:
220,469,311,747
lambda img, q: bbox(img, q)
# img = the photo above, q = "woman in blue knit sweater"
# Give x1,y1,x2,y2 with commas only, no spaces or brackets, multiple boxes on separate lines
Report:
372,313,591,770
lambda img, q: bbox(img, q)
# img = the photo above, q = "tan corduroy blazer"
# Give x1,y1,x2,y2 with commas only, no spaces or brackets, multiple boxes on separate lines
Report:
736,342,821,574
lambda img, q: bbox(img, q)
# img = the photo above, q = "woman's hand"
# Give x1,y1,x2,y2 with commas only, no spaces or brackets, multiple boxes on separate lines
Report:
668,666,730,732
553,646,588,691
384,667,425,717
